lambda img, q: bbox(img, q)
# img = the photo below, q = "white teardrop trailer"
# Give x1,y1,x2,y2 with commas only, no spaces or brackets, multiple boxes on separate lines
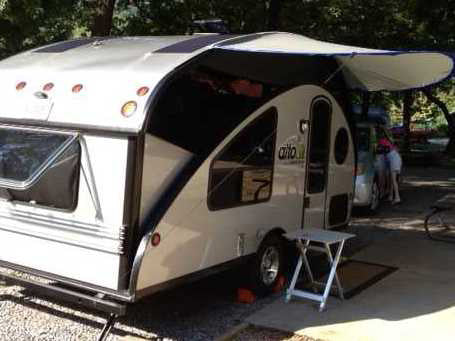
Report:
0,33,451,339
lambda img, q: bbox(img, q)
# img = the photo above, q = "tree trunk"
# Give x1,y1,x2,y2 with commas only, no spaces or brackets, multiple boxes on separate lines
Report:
402,91,414,152
91,0,116,36
423,88,455,156
446,129,455,155
267,0,283,30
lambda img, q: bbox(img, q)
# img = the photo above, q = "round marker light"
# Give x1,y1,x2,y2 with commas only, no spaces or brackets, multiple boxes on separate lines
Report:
72,84,83,93
121,101,137,117
151,233,161,247
137,86,149,97
43,82,54,92
16,82,27,91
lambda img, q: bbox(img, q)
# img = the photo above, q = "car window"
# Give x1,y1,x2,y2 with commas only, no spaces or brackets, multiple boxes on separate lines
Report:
356,127,370,152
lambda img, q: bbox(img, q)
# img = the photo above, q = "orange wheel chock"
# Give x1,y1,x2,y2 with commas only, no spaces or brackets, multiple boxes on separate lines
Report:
237,288,256,304
273,275,286,293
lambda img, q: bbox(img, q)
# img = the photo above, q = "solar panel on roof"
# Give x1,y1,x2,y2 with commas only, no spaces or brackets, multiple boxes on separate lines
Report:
34,37,113,53
154,34,239,53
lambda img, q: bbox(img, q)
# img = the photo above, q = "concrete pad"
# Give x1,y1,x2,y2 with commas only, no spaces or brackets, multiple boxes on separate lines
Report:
353,230,455,278
247,231,455,341
248,269,455,341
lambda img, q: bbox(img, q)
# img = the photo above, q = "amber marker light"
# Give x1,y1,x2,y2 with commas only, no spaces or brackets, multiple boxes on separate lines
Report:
151,233,161,247
72,84,83,93
16,82,27,91
121,101,137,117
137,86,149,97
43,82,54,92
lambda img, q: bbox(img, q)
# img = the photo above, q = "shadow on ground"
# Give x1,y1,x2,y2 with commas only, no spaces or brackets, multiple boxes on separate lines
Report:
246,166,455,341
1,166,453,340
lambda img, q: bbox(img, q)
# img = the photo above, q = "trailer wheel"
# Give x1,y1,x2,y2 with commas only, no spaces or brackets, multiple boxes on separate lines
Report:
251,234,286,296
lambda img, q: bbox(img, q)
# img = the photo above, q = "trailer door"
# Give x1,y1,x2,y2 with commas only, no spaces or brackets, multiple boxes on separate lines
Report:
324,104,355,228
303,97,332,229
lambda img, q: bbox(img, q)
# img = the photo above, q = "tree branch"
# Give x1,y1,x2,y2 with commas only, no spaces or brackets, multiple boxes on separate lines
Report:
422,88,455,134
422,87,455,155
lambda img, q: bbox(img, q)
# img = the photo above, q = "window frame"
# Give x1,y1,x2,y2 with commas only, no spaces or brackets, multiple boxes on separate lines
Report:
306,96,332,195
0,125,79,190
207,107,278,211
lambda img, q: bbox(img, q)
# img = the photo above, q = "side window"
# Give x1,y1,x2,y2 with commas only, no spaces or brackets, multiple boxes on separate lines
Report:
208,108,278,211
334,128,349,164
307,98,331,194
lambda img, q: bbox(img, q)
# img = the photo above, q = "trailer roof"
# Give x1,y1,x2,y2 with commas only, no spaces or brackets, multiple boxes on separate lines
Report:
0,33,452,133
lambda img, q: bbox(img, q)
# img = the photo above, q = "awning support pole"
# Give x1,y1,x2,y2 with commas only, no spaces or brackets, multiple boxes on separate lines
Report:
361,92,370,119
323,61,347,86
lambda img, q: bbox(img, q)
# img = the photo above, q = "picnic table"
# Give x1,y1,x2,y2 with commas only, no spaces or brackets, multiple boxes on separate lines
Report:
284,228,355,311
424,193,455,243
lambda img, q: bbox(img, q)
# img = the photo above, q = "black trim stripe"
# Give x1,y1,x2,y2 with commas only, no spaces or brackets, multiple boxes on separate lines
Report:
34,37,113,53
155,34,239,53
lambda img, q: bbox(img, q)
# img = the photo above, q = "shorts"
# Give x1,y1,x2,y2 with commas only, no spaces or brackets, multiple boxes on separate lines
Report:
387,150,402,173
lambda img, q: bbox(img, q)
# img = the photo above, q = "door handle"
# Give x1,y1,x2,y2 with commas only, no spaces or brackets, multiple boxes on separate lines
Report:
304,196,310,208
299,119,309,133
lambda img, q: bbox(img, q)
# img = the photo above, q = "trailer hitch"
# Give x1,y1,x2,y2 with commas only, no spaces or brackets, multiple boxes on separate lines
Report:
98,313,119,341
0,262,129,340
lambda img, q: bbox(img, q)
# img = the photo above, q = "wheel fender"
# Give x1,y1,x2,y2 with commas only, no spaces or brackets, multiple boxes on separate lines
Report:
257,227,286,250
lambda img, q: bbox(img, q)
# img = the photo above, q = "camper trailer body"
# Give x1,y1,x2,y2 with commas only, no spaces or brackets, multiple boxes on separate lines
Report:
0,33,452,338
135,84,354,293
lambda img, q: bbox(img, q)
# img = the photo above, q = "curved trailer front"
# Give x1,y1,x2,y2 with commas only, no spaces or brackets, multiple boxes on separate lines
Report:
0,33,452,340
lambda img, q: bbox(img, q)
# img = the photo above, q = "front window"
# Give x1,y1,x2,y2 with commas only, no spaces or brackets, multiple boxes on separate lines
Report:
0,126,80,210
0,127,75,188
148,65,278,157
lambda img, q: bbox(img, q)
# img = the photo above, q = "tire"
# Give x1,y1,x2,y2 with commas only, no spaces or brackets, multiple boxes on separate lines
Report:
250,233,287,296
367,180,380,214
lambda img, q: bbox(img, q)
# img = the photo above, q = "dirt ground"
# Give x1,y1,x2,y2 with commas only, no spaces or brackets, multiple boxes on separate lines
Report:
233,166,455,341
233,325,319,341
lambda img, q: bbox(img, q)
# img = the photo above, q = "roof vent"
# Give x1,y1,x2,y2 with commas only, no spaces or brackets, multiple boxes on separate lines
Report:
190,19,230,34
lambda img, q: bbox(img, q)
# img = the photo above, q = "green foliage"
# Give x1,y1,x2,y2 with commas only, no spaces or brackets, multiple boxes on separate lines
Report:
0,0,454,139
112,0,270,35
0,0,79,59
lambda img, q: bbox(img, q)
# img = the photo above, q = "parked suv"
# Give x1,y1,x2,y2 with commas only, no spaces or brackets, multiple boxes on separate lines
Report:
354,121,392,213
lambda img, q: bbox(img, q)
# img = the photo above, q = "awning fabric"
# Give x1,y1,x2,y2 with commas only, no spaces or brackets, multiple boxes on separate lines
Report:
214,32,454,92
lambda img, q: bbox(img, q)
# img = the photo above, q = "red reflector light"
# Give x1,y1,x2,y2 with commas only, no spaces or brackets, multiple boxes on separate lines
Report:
151,233,161,247
16,82,26,91
137,86,149,97
43,82,54,92
72,84,83,93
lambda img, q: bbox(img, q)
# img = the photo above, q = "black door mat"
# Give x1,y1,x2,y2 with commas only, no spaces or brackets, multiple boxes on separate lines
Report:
296,260,398,300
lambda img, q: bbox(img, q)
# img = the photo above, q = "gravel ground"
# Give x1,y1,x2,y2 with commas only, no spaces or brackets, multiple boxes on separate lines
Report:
0,166,452,341
0,267,282,341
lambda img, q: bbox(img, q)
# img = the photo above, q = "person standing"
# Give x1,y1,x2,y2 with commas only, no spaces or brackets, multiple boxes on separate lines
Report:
378,135,402,204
